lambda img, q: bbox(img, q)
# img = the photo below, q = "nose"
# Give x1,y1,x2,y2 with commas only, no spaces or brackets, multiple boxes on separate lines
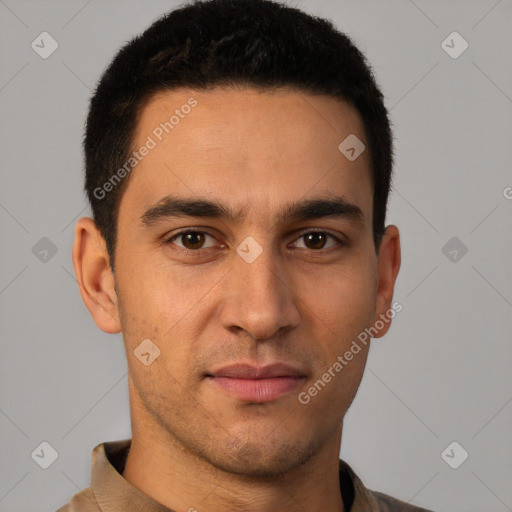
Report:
218,241,301,340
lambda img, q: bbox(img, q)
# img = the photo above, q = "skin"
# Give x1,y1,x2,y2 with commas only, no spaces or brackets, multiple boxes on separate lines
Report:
72,87,401,512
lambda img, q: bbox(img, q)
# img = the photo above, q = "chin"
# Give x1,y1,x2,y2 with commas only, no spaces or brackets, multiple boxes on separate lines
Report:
205,436,319,479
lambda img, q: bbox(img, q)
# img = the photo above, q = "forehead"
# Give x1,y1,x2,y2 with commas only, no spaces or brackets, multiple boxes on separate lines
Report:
121,87,373,226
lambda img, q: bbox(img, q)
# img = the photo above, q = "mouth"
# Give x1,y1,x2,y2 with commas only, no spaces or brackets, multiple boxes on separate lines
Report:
205,362,307,403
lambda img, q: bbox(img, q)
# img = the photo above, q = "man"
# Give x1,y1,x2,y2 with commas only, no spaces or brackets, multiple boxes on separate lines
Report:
61,0,434,510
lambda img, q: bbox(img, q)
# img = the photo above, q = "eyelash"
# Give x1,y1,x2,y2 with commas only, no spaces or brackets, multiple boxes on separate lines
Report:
163,228,346,255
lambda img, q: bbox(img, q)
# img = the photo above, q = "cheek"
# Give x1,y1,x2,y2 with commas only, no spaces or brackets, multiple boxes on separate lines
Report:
118,258,209,326
116,263,219,372
298,255,377,343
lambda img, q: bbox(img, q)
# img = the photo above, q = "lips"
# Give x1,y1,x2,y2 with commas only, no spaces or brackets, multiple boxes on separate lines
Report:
208,362,305,379
206,362,307,402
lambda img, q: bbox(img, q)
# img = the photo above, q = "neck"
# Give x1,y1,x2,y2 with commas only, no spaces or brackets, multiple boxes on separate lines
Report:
123,421,345,512
122,377,345,512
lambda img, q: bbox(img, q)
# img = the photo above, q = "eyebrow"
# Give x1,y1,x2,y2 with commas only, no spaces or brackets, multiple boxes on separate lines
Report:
139,194,365,228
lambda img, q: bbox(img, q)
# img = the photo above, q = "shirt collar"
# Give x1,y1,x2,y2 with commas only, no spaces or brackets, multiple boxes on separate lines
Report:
90,439,379,512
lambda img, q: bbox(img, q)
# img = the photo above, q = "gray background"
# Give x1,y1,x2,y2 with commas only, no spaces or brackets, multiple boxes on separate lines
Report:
1,0,511,511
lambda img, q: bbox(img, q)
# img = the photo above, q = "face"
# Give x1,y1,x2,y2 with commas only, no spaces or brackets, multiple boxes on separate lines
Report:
74,87,400,477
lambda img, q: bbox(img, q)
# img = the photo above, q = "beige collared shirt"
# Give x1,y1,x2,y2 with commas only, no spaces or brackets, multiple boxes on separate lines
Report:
56,439,434,512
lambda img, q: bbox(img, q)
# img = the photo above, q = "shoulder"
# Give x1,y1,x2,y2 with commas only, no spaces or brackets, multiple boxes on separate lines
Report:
55,486,99,512
339,458,435,512
369,490,435,512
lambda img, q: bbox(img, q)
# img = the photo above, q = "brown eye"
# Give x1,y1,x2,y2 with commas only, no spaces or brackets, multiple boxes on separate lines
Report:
166,230,217,251
181,232,205,250
293,231,341,251
303,232,327,250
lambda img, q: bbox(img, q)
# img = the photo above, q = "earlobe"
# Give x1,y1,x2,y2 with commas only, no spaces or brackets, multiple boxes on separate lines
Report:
371,225,401,339
72,217,121,334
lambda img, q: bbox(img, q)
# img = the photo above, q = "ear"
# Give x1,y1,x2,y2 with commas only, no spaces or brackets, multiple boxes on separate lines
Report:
72,217,121,334
371,224,401,338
